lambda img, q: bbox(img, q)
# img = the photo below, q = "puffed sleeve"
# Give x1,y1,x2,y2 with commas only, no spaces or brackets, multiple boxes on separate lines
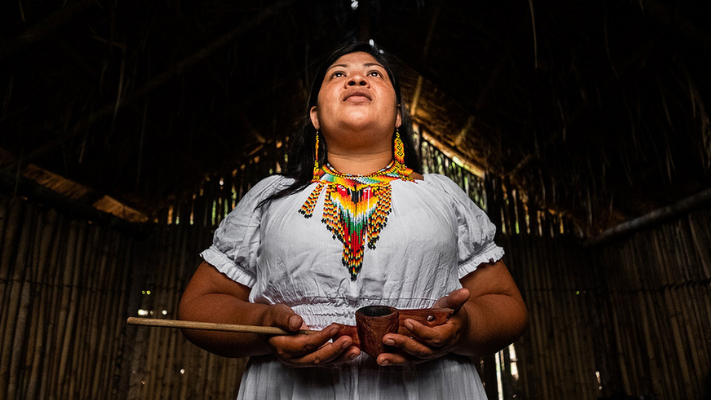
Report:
428,175,505,279
199,175,291,288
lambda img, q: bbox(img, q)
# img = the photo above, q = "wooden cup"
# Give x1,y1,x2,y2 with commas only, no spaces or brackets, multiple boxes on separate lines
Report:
355,305,400,357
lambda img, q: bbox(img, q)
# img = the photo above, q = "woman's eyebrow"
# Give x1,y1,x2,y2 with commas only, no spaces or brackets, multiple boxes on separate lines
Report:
326,62,384,71
326,63,348,71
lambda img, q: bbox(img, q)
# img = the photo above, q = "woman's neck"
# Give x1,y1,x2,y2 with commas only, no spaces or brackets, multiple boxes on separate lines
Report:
326,150,393,175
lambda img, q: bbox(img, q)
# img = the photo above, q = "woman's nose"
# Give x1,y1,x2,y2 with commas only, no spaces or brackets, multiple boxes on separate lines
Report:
347,74,368,86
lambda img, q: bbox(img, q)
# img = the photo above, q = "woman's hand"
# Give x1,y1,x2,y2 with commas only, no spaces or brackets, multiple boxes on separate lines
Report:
375,288,471,366
264,304,361,367
375,260,528,366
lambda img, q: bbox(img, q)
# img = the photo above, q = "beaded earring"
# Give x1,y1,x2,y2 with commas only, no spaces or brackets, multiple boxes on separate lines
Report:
394,128,405,164
312,130,321,179
314,130,320,167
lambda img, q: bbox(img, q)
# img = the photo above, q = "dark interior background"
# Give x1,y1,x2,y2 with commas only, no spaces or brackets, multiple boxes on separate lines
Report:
2,0,709,236
1,1,710,399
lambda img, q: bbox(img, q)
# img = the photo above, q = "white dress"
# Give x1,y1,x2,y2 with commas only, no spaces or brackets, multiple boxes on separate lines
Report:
201,173,504,400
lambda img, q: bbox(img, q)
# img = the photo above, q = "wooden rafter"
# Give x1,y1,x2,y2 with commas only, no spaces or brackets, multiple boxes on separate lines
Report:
585,187,711,247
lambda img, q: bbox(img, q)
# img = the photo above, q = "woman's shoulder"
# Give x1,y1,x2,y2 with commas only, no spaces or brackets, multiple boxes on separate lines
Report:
253,174,294,190
418,173,485,208
421,173,463,191
240,175,296,203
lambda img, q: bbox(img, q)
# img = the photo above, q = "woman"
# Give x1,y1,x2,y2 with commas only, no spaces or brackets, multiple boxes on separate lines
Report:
178,42,527,399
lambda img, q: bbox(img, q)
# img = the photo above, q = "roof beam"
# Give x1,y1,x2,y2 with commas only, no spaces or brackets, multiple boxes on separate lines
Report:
585,187,711,247
0,165,150,234
415,123,485,178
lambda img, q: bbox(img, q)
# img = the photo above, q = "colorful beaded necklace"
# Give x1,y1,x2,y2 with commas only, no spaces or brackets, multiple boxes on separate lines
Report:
299,160,416,280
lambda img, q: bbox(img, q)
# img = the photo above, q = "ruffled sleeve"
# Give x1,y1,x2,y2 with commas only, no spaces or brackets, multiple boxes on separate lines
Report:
426,175,505,279
199,175,291,288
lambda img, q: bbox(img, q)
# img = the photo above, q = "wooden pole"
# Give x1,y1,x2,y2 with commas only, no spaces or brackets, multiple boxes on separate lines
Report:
56,220,85,397
0,199,24,398
126,317,315,335
39,212,69,399
26,207,58,399
585,187,711,247
6,205,33,400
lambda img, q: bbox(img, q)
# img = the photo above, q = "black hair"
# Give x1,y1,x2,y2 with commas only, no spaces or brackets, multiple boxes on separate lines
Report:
264,41,421,203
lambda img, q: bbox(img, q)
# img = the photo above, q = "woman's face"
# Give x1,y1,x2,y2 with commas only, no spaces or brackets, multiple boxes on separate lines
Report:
310,52,401,151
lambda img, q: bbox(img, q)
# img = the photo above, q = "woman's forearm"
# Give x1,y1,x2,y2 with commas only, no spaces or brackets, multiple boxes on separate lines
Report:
178,292,277,358
454,261,528,357
456,293,528,356
177,261,303,358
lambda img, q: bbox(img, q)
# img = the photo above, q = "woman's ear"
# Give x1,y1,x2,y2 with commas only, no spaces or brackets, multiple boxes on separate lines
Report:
310,106,320,130
396,107,402,128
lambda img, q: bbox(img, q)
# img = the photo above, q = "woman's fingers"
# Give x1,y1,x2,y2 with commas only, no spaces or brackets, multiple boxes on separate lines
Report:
433,288,470,311
302,335,355,366
270,324,338,354
264,305,361,367
269,324,357,367
380,334,439,363
377,315,465,366
403,318,456,346
329,345,361,365
265,303,304,332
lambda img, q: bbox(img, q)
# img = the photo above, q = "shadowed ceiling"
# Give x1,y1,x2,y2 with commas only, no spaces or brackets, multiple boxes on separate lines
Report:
1,0,710,236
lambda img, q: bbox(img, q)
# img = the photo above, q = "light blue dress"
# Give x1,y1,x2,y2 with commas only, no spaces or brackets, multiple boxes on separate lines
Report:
201,173,504,400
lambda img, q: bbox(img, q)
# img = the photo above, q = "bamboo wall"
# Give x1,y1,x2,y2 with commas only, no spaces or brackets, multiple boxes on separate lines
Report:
0,197,250,399
123,224,248,400
490,174,711,399
1,137,710,399
0,197,133,400
487,176,605,399
590,209,711,399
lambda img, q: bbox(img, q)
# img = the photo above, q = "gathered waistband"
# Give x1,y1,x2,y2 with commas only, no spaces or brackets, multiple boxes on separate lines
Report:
289,297,437,329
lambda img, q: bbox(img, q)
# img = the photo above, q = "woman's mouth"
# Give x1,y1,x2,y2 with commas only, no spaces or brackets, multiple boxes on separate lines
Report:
344,90,372,102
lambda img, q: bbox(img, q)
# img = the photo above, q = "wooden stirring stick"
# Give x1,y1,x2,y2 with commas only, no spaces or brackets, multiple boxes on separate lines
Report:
126,317,317,335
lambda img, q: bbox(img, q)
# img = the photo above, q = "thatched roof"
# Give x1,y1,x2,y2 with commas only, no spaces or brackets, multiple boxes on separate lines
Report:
1,0,710,236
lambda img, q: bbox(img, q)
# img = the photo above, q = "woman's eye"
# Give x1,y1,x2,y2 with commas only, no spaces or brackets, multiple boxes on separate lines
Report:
332,71,345,78
368,71,381,77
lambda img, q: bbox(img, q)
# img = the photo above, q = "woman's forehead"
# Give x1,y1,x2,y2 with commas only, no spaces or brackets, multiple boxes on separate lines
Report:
327,52,384,70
